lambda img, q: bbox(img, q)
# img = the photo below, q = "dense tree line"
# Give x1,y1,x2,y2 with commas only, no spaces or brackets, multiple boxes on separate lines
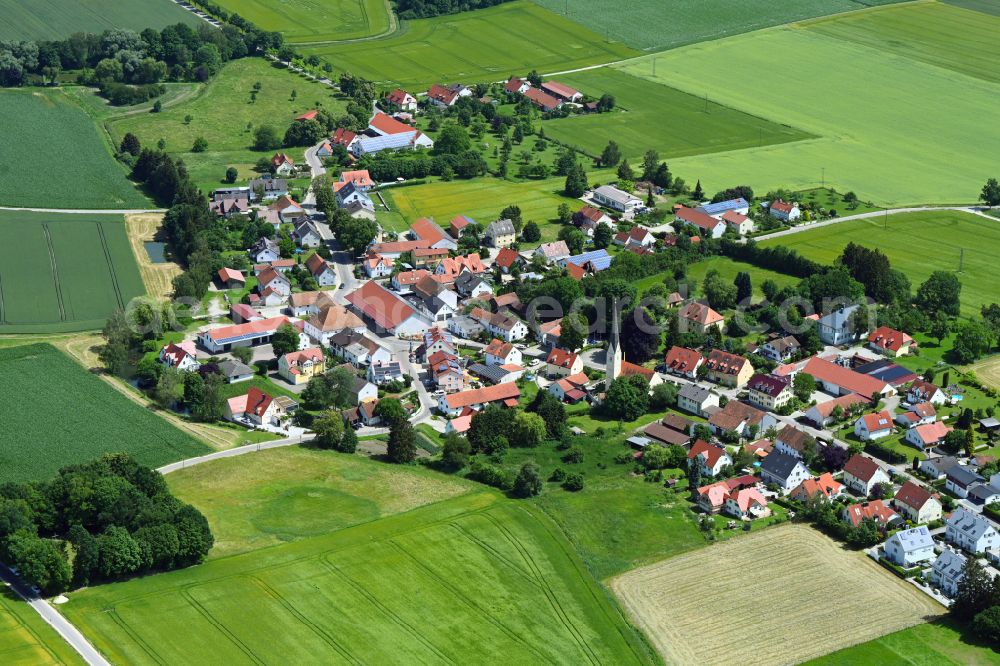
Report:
394,0,514,19
0,454,213,594
720,240,822,278
0,20,278,100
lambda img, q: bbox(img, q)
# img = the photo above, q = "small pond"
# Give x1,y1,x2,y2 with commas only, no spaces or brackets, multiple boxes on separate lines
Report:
144,241,168,264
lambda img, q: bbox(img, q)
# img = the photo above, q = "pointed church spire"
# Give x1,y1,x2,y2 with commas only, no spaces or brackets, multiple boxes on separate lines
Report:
606,300,622,381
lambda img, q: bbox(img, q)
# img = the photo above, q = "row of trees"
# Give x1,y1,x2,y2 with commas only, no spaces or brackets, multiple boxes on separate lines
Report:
0,454,213,595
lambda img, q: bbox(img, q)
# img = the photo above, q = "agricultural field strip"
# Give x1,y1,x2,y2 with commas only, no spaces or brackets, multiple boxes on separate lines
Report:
0,0,200,41
615,2,1000,205
63,496,646,665
612,525,942,666
208,0,391,43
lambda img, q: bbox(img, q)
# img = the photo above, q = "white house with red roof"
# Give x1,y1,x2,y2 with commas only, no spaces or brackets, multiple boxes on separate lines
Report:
470,307,527,342
545,347,582,378
905,421,952,451
843,454,890,495
664,346,703,379
895,401,937,428
364,252,394,278
504,76,530,95
854,410,894,441
159,341,199,372
908,380,947,405
747,374,793,411
574,205,614,236
893,480,942,523
678,301,725,334
484,339,522,367
523,86,561,112
768,199,800,222
271,153,295,176
724,487,771,520
612,226,654,249
868,326,915,357
305,253,337,287
548,372,589,403
721,210,754,235
790,473,844,502
676,206,726,238
226,387,286,427
688,440,733,477
426,83,470,107
386,88,417,111
842,500,900,528
437,382,520,417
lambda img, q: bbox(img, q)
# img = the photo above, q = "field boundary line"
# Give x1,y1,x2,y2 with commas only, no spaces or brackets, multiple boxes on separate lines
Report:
482,510,601,665
95,222,125,310
318,556,455,664
389,538,552,662
0,273,6,324
179,585,265,665
247,575,361,665
41,224,66,322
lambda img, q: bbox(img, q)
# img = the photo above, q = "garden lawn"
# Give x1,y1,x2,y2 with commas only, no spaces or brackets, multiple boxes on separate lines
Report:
210,0,391,42
760,210,1000,317
541,67,812,162
108,58,345,193
500,432,705,579
166,445,473,558
60,491,654,665
301,1,637,90
617,1,1000,205
530,0,903,51
0,211,146,333
0,0,199,41
0,344,209,483
806,617,1000,665
0,586,83,665
0,89,148,208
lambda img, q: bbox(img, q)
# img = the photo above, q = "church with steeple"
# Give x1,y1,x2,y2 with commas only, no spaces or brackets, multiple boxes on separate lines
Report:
606,306,622,381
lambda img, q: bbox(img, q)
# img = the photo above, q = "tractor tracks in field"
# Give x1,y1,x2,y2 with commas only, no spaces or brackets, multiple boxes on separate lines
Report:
95,222,125,310
40,223,66,322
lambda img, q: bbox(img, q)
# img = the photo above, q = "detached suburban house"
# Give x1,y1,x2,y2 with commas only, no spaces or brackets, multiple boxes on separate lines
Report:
676,206,726,239
908,380,947,405
885,526,935,567
664,346,703,379
854,410,894,441
278,347,326,385
932,549,968,597
789,473,844,502
483,219,517,248
704,349,754,388
946,508,1000,553
868,326,915,357
893,480,942,524
767,199,800,222
678,302,724,334
905,421,952,451
676,383,719,417
437,382,520,417
759,452,810,493
159,341,199,372
545,347,583,377
842,454,890,495
747,374,793,411
688,440,732,477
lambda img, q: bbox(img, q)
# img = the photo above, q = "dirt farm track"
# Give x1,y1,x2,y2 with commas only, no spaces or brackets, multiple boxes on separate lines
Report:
610,524,944,666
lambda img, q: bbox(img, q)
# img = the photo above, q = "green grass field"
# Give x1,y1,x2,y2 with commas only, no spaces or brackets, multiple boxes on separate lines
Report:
0,89,148,209
540,67,812,162
0,587,82,665
109,58,345,194
211,0,391,42
945,0,1000,16
617,1,1000,206
531,0,902,51
384,175,580,241
807,618,1000,665
0,211,146,333
166,446,474,558
0,0,200,41
0,344,209,484
760,210,999,317
302,1,638,89
61,487,654,664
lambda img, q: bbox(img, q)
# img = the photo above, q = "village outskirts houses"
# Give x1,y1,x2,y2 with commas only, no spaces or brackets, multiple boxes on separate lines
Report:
278,347,326,385
932,549,968,598
747,374,793,411
592,185,642,214
842,454,890,496
484,338,522,367
767,199,801,222
678,302,725,334
704,349,754,388
854,410,894,441
908,379,947,405
892,480,942,524
676,206,726,239
884,526,936,568
664,346,704,379
946,508,1000,553
483,219,517,248
470,307,527,342
159,341,199,372
688,440,732,477
758,336,800,363
759,452,811,493
676,384,719,418
386,88,418,112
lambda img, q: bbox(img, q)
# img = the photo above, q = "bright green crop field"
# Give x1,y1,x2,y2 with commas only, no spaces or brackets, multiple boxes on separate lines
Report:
61,485,654,664
760,210,1000,317
944,0,1000,16
0,586,82,665
531,0,903,51
302,1,637,89
541,67,813,161
807,618,1000,665
109,58,344,194
0,0,199,41
210,0,392,42
0,211,146,333
617,1,1000,206
0,89,148,209
0,344,209,483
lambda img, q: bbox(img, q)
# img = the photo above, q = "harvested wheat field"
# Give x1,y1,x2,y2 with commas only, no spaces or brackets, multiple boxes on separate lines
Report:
125,213,180,300
611,524,944,666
